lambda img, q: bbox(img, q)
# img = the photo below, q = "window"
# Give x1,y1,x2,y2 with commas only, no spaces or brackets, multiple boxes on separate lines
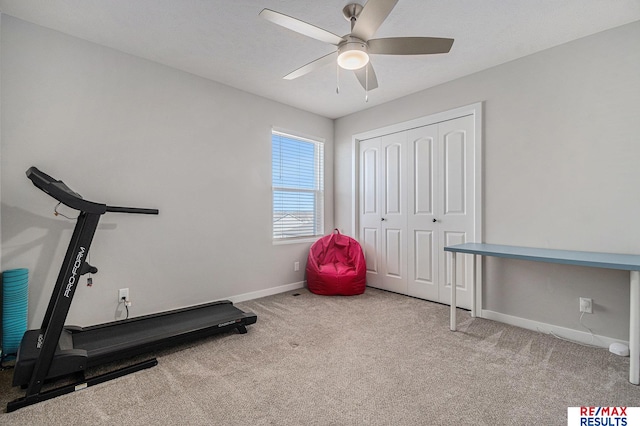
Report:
272,130,324,241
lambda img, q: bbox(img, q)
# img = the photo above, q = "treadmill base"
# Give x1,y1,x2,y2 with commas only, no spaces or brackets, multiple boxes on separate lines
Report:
7,358,158,413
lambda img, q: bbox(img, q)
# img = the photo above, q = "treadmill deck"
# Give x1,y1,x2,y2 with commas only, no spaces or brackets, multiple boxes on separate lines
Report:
13,300,256,386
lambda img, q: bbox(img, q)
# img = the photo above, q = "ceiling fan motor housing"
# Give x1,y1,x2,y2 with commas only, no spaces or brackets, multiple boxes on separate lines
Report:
337,36,369,70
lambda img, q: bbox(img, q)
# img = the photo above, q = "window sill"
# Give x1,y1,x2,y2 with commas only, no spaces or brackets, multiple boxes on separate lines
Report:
272,236,321,246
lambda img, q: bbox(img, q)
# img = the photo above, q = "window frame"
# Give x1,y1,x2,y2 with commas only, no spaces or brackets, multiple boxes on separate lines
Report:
271,129,325,244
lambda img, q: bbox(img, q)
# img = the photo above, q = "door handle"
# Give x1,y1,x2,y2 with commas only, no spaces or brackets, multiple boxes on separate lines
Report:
432,218,437,223
381,218,386,221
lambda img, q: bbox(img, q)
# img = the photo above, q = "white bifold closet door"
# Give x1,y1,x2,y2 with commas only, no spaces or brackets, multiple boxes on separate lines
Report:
359,114,476,309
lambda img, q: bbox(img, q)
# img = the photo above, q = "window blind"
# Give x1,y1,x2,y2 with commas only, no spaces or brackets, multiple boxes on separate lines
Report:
272,131,324,240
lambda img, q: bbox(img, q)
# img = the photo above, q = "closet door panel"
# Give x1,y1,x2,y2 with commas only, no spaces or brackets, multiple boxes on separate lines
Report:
407,124,438,300
413,230,435,282
379,132,408,294
439,231,467,306
359,138,382,288
437,115,475,308
443,130,466,215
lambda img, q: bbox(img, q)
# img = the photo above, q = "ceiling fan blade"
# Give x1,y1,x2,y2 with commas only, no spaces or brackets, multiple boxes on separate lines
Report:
259,9,344,46
283,51,338,80
354,62,379,91
368,37,454,55
351,0,399,41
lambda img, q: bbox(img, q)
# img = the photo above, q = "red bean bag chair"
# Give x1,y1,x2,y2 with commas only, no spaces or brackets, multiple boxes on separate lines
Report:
306,229,366,296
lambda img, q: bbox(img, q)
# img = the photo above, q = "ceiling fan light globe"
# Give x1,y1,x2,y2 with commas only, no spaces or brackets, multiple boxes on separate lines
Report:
337,49,369,70
337,40,369,70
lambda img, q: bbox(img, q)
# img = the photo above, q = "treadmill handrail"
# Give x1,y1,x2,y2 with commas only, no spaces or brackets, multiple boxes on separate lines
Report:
26,167,158,215
106,206,159,215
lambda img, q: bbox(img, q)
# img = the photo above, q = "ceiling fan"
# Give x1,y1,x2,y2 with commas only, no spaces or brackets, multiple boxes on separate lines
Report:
259,0,454,93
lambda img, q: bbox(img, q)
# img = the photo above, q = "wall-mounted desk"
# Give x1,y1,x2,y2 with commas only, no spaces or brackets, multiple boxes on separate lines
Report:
444,242,640,385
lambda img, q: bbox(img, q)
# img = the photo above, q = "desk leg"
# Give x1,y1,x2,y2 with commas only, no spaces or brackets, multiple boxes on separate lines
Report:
631,270,639,385
471,254,477,318
450,252,457,331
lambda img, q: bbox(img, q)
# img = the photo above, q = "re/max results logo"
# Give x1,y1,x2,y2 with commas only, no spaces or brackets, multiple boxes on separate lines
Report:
568,407,640,426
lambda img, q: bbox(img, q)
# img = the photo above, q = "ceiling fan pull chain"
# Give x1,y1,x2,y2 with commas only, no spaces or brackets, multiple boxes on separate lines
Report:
336,61,340,94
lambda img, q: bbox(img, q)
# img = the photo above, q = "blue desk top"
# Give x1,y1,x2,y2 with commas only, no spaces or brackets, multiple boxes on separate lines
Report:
444,243,640,271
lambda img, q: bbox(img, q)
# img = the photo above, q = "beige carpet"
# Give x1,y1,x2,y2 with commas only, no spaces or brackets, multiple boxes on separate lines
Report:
0,287,637,425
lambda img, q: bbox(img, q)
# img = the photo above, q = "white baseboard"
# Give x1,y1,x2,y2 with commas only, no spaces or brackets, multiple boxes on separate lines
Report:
227,288,628,350
481,309,628,349
226,281,306,304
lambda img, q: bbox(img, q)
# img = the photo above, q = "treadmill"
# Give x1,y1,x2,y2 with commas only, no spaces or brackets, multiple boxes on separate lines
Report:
7,167,257,412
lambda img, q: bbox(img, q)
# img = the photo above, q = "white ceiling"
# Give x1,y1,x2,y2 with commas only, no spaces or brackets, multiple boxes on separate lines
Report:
1,1,639,119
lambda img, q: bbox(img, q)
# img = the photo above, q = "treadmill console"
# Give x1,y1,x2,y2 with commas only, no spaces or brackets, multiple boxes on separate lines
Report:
26,167,107,214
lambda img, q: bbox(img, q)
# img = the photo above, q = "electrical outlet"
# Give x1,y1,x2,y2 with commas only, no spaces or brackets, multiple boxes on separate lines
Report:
294,261,300,272
119,288,129,302
579,297,593,314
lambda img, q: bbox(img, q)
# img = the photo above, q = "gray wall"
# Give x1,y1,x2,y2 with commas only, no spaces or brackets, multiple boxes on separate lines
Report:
2,13,639,344
0,16,333,327
335,21,640,341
